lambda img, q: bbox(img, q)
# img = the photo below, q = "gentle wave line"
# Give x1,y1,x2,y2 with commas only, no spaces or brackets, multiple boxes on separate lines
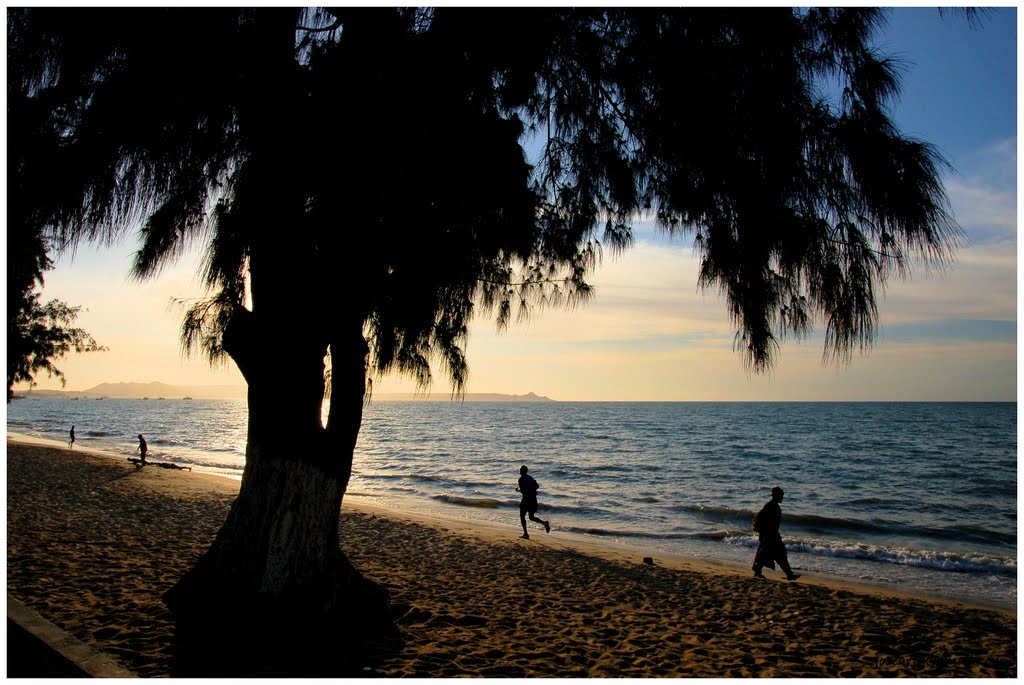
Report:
674,504,1016,547
561,526,1017,577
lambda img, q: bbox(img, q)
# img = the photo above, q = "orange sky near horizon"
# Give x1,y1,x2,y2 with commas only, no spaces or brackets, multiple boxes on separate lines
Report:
15,182,1017,402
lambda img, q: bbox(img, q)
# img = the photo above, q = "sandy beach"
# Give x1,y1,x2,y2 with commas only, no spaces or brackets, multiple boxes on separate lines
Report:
6,435,1017,677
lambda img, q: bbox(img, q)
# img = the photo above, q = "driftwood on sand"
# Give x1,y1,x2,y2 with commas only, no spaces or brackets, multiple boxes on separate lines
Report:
127,457,191,471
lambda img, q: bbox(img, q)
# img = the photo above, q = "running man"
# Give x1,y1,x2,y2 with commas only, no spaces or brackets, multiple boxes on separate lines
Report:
516,465,550,539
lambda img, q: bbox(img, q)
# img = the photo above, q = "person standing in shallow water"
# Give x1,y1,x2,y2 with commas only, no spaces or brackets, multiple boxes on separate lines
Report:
752,486,800,581
137,434,148,464
517,465,550,539
68,425,75,449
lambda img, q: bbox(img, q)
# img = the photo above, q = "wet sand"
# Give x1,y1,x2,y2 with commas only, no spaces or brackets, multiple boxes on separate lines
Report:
6,436,1016,677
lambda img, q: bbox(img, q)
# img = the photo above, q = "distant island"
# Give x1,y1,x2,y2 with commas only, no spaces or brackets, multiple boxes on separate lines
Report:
15,382,554,403
372,392,555,403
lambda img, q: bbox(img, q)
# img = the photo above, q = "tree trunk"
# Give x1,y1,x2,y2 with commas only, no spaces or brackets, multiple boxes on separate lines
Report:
163,13,395,673
162,305,398,677
164,331,386,614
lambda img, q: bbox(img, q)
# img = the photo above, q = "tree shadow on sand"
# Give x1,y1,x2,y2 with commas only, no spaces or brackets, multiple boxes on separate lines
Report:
167,593,405,677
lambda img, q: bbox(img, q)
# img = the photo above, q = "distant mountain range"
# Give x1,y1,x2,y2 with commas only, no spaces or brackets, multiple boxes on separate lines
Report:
19,381,246,400
16,382,554,402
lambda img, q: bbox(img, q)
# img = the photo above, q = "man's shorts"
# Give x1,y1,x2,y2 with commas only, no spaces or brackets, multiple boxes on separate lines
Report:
520,498,538,515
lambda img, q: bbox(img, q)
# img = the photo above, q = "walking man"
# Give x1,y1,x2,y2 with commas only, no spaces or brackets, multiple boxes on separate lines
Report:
752,486,800,581
68,425,75,449
137,434,148,464
516,465,550,539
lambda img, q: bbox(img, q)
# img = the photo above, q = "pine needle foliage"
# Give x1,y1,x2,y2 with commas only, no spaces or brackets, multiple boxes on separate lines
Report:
8,7,961,389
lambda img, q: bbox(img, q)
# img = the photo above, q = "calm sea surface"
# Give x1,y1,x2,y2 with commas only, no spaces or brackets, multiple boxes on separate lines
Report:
7,398,1016,608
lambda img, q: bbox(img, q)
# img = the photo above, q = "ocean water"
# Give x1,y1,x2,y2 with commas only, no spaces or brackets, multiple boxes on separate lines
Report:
7,398,1016,608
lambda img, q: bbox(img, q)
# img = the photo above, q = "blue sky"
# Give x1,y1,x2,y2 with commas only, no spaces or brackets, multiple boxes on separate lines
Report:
12,6,1019,401
883,7,1016,160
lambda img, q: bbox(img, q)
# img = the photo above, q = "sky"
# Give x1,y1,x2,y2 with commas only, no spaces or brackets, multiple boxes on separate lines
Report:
9,6,1019,401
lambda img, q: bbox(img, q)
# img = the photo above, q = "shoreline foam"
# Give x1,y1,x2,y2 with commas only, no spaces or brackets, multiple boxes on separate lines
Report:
6,435,1017,677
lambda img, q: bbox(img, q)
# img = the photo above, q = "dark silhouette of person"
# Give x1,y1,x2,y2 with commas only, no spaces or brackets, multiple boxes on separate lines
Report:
137,434,148,464
752,486,800,581
68,425,75,448
516,465,550,539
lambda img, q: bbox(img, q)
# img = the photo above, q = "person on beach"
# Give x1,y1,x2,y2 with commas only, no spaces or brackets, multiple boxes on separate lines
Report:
137,434,148,464
516,465,550,539
68,425,75,449
752,486,800,581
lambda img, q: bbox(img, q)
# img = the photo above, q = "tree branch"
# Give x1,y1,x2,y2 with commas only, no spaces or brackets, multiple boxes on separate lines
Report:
823,235,902,264
476,276,576,288
297,17,342,33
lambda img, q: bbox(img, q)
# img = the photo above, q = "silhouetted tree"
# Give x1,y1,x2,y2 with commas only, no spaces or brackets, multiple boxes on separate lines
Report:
7,7,960,625
7,292,106,402
8,52,106,402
